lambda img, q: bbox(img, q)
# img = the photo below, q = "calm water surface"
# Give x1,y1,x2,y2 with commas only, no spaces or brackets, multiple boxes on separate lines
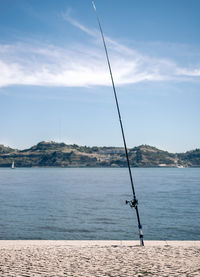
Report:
0,168,199,240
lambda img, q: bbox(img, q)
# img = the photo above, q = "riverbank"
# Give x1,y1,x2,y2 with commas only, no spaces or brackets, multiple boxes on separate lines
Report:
0,241,199,276
1,141,200,168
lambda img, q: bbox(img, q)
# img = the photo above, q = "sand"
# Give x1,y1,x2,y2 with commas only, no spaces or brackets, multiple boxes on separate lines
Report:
0,241,200,276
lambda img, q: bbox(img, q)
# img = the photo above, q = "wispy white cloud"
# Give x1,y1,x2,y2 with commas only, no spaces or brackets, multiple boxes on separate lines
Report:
0,14,199,88
62,8,97,38
62,8,137,57
176,67,200,77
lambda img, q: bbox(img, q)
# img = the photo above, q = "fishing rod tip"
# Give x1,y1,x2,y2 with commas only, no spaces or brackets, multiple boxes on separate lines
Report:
92,1,96,11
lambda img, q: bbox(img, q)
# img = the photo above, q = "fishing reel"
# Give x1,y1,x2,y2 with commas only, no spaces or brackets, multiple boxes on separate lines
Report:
125,198,138,209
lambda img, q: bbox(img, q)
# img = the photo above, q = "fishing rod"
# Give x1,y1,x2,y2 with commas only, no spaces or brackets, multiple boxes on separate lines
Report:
92,1,144,246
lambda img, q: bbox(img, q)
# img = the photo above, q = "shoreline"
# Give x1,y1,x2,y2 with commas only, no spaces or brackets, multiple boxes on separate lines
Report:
1,166,200,168
1,240,200,246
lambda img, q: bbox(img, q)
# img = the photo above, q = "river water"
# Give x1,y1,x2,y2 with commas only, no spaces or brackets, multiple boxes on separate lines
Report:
0,168,199,240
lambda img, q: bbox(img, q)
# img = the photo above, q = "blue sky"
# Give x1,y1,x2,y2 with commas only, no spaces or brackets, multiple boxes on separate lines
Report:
0,0,200,152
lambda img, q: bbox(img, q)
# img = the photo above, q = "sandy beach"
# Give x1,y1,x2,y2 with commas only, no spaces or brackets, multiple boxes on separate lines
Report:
0,241,199,277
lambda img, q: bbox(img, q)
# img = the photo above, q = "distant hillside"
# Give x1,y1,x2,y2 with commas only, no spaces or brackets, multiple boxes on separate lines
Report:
0,144,16,154
0,141,199,168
